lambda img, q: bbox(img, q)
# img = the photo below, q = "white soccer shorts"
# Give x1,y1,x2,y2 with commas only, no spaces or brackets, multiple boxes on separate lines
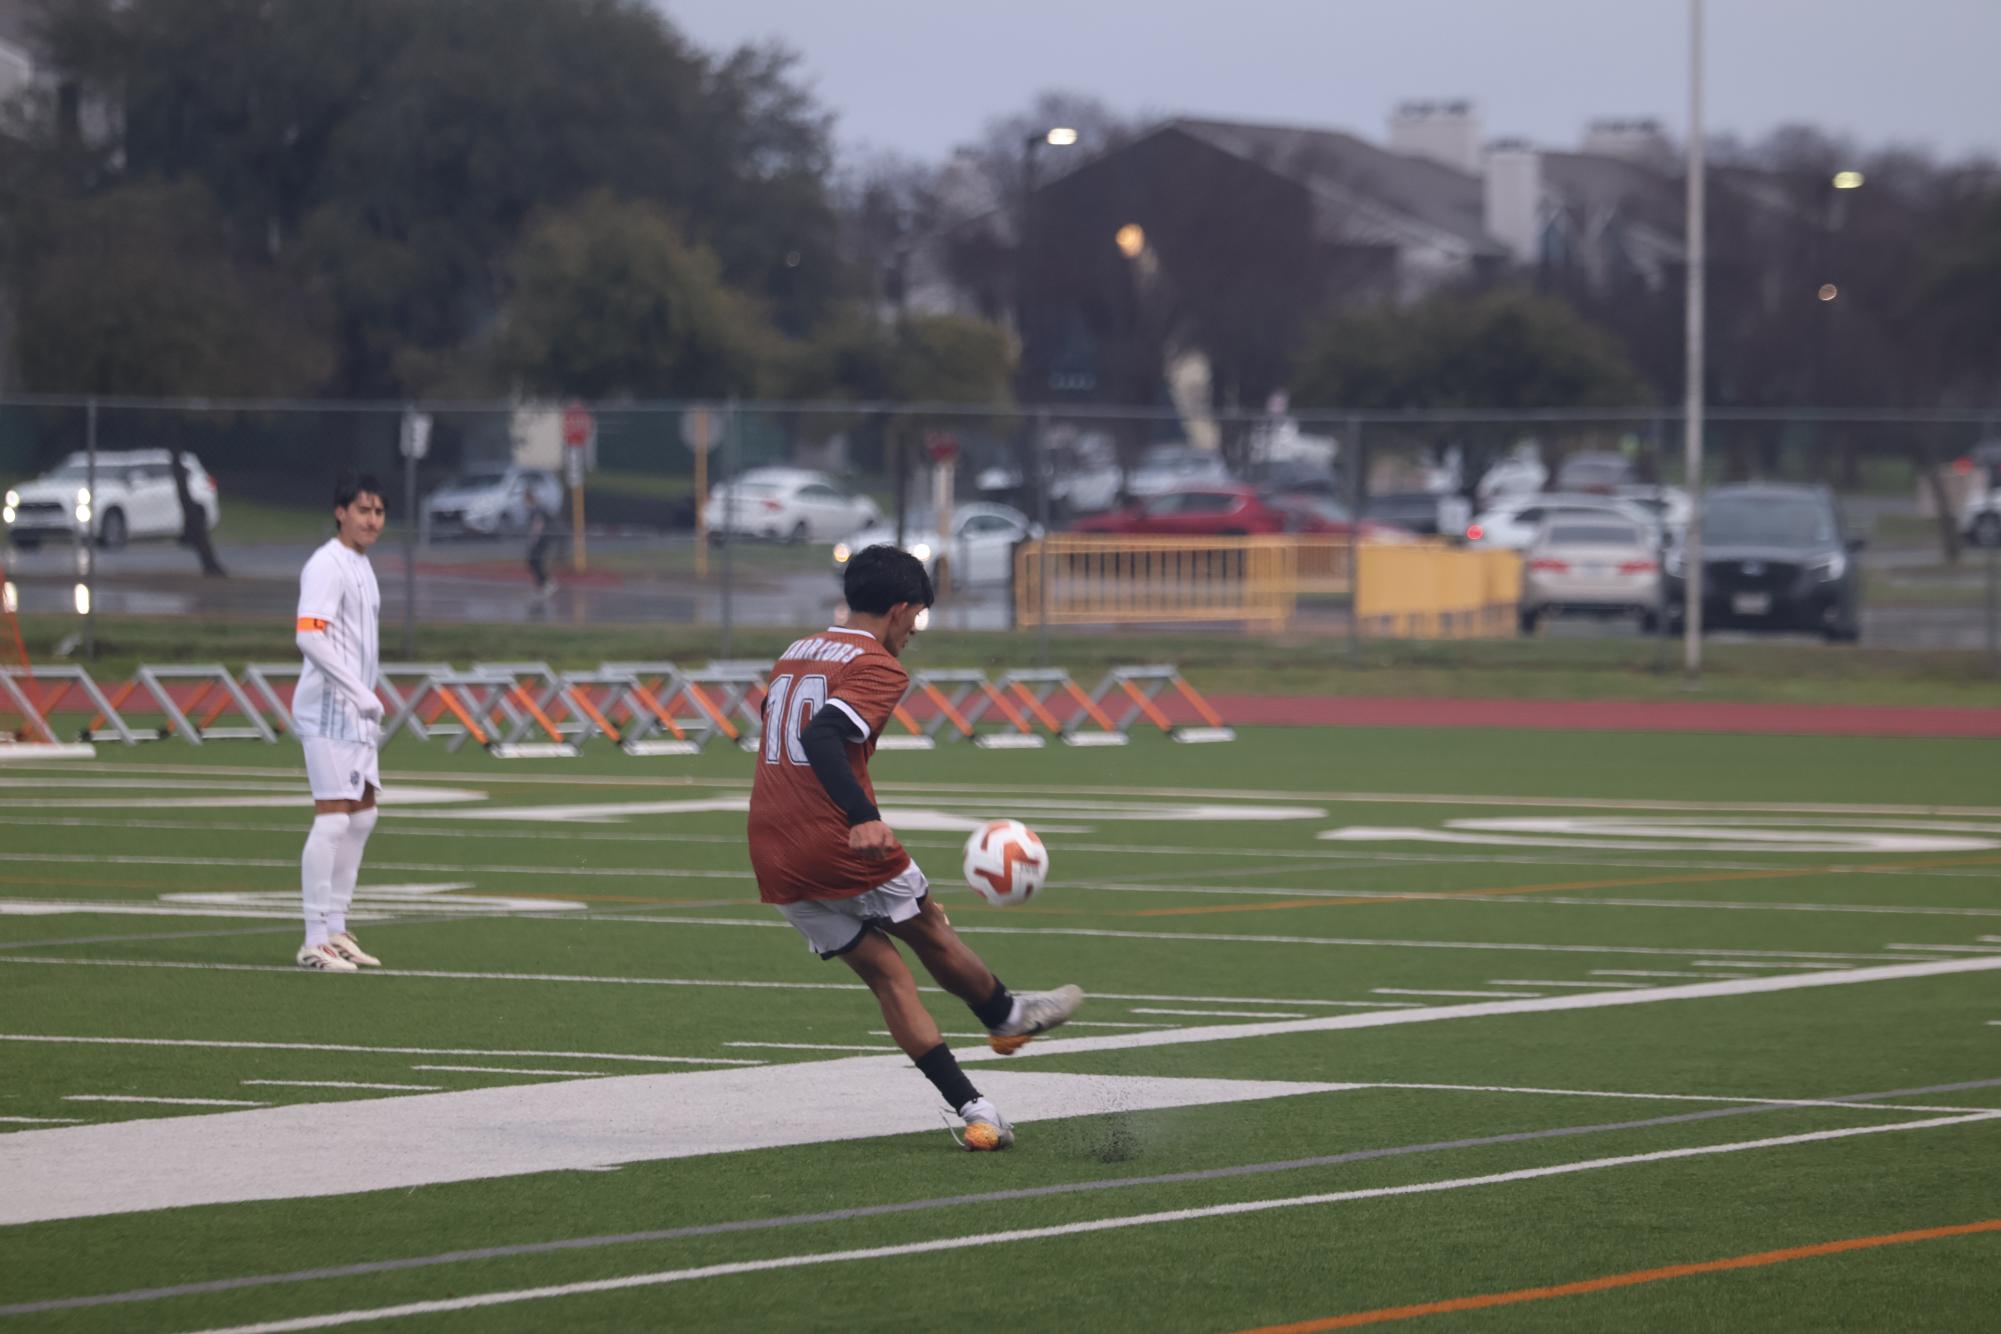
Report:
300,735,382,802
775,864,930,959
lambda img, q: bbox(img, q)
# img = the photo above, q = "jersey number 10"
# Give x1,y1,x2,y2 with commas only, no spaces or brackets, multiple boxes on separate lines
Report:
761,672,828,766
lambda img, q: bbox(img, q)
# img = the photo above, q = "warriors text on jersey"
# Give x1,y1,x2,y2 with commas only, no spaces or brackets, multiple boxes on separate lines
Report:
748,627,912,903
291,537,380,740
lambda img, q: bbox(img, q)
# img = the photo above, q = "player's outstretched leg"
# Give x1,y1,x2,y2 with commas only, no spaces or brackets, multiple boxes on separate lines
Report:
884,897,1084,1055
837,928,1012,1150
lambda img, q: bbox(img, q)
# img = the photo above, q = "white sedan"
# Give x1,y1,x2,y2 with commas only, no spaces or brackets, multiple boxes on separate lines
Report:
1464,493,1662,550
833,504,1040,588
4,449,219,550
703,467,880,544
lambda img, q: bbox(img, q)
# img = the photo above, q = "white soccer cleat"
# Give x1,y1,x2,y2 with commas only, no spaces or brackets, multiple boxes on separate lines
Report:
295,943,358,973
987,984,1084,1054
957,1096,1014,1151
327,932,381,967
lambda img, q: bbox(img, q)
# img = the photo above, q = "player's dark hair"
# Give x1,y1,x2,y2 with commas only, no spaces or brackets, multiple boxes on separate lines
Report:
334,472,385,511
843,544,935,613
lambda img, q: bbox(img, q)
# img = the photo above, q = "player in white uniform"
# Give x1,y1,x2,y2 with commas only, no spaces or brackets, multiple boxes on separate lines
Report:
292,474,388,972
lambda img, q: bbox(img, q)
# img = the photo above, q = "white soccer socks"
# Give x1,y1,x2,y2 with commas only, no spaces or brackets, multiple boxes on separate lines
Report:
300,811,351,948
327,804,379,938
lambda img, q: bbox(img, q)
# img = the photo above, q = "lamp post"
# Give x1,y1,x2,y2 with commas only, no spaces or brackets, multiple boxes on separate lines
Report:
1682,0,1707,680
1017,126,1078,401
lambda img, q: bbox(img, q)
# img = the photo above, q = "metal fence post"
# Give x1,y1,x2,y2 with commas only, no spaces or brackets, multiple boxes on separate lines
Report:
1346,415,1364,659
1987,540,1999,677
1035,408,1051,667
720,398,736,660
83,398,97,658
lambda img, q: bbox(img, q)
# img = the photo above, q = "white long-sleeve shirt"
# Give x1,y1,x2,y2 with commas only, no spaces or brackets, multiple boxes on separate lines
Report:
292,538,381,741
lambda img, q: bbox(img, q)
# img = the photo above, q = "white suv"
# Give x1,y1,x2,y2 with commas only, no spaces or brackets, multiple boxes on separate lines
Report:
3,450,220,550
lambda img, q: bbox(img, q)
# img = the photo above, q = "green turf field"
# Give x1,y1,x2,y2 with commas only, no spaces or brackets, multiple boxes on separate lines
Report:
2,727,1998,1331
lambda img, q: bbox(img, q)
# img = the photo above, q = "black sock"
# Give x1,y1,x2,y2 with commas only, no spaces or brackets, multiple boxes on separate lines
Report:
969,979,1015,1030
915,1042,980,1111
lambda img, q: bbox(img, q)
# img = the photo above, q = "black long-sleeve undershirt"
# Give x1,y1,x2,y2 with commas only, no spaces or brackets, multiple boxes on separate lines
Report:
800,704,880,826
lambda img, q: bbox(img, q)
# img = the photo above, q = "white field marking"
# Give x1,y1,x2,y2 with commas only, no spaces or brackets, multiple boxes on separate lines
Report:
394,796,1327,828
0,787,488,811
63,1095,266,1107
177,1111,2001,1334
723,1042,898,1053
0,1116,83,1123
0,777,308,791
597,915,1923,964
1320,820,1998,855
0,1068,1355,1225
407,1066,609,1078
1344,1081,2000,1114
1516,895,2001,920
1884,943,2001,953
0,885,581,921
1372,988,1542,999
1486,979,1652,990
0,852,750,881
28,760,2001,819
0,900,305,920
949,955,2001,1065
1692,960,1845,970
0,1035,763,1066
242,1081,442,1092
1127,1007,1308,1019
1592,969,1744,979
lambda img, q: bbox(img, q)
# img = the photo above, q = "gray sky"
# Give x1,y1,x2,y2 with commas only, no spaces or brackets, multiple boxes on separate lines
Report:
659,0,2000,165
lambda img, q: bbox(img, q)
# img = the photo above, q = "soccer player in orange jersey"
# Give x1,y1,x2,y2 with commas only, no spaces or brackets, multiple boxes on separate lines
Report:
748,545,1082,1149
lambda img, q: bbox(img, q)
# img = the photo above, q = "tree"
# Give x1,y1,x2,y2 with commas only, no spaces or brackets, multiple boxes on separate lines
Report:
16,179,331,396
487,193,771,400
1293,288,1651,411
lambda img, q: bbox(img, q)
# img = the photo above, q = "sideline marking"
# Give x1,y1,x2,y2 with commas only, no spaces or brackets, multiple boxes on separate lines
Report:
1129,1007,1309,1019
0,1116,82,1123
12,1077,2001,1320
242,1081,441,1092
1372,988,1540,999
1487,979,1651,989
1348,1080,1995,1114
409,1065,609,1078
174,1113,2001,1333
1233,1218,2001,1332
63,1094,265,1107
0,1035,760,1065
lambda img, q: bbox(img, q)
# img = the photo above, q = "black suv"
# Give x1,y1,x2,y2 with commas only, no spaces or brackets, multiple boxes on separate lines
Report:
1661,484,1863,642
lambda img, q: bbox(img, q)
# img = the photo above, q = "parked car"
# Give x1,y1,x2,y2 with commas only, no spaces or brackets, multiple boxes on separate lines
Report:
974,435,1122,516
1519,515,1664,634
1464,493,1661,550
832,504,1037,588
1263,494,1421,543
1071,484,1293,536
1246,459,1343,500
1612,484,1693,537
424,466,561,537
3,450,219,550
1475,450,1549,503
704,467,880,544
1965,490,2001,547
1661,483,1862,642
1361,491,1458,536
1124,445,1231,500
1553,451,1637,493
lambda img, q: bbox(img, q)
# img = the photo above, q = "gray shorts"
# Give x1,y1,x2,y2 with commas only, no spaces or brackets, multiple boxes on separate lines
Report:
774,864,930,959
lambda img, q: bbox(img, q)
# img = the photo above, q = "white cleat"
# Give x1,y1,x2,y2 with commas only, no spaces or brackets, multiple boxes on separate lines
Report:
956,1096,1015,1151
987,984,1084,1054
327,932,381,967
295,943,358,973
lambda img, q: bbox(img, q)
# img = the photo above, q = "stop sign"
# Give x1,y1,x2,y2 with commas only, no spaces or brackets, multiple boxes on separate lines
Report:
561,403,594,449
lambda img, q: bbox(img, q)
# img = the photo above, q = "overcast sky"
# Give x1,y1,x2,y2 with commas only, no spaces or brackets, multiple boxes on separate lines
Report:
658,0,2000,165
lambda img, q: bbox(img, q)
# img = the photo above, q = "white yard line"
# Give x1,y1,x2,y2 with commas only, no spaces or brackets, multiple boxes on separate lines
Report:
1486,979,1652,990
0,1115,82,1123
1349,1080,1994,1114
1592,968,1747,979
242,1081,442,1092
407,1065,609,1078
723,1042,899,1053
951,955,2001,1063
1127,1007,1309,1019
1884,943,2001,954
0,852,750,881
179,1110,2001,1334
1691,960,1838,970
0,1034,760,1065
63,1095,266,1107
1372,987,1542,999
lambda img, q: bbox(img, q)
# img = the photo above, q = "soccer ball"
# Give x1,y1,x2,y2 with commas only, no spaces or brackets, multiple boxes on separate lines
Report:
961,819,1049,908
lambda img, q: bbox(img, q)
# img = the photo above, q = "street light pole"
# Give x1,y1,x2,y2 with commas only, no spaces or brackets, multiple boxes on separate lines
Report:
1682,0,1707,680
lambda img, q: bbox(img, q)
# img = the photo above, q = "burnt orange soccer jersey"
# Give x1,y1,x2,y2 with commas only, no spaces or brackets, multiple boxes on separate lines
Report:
748,627,912,903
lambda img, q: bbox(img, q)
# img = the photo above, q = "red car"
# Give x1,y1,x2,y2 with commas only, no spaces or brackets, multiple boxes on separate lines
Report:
1070,485,1412,541
1069,484,1293,536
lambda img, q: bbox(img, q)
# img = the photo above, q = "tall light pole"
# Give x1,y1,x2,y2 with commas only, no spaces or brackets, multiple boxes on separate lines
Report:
1018,126,1078,401
1682,0,1707,679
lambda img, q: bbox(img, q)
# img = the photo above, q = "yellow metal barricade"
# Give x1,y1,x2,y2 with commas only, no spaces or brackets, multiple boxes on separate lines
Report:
1015,537,1297,629
1356,545,1523,639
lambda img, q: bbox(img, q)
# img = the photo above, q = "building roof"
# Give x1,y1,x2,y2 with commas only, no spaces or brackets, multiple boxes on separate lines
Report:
1167,117,1504,257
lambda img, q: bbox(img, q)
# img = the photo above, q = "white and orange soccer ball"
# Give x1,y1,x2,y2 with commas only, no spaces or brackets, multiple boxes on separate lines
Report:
961,819,1050,908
